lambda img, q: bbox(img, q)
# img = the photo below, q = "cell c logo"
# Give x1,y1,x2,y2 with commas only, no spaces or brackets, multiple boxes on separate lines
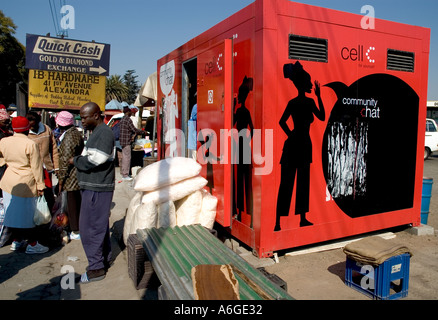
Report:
366,46,376,63
205,53,224,75
217,53,223,71
340,45,376,64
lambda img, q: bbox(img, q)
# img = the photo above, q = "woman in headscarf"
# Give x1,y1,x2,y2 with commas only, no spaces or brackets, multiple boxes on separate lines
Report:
0,105,12,140
0,116,49,254
56,111,84,240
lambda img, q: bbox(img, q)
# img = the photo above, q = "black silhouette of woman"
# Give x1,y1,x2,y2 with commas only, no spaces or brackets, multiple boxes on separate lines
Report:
198,130,221,194
233,76,254,227
274,61,325,231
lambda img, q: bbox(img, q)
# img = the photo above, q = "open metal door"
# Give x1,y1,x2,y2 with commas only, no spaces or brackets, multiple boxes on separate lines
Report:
181,64,190,157
197,39,233,227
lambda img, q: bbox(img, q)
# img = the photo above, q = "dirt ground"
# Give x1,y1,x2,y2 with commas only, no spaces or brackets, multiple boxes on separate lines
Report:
1,161,435,301
263,157,438,300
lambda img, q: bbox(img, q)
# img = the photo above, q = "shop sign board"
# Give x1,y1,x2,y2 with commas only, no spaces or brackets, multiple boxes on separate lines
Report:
25,34,110,76
28,69,105,111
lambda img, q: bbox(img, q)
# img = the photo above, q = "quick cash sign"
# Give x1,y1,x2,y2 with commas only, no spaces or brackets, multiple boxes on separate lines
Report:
28,70,105,110
26,34,110,75
26,34,109,110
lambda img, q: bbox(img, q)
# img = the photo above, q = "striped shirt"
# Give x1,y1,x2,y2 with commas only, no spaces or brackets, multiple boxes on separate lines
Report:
119,115,143,147
73,123,116,192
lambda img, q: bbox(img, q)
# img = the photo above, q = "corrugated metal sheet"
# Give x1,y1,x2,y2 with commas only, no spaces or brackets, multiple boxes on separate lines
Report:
136,224,293,300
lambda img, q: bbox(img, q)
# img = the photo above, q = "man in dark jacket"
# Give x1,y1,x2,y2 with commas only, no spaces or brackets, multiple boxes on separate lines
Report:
70,102,116,283
119,106,144,181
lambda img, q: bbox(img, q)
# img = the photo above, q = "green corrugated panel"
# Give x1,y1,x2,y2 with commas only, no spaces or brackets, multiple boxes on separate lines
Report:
138,227,193,299
136,224,293,300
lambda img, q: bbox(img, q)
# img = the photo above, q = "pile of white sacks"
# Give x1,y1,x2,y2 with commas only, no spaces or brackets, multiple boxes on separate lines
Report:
123,157,218,245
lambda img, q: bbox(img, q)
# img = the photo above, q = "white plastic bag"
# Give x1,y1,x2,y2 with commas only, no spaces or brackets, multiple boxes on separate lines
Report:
134,157,202,192
199,189,218,229
175,190,202,226
133,201,158,233
141,176,208,205
34,196,51,226
123,192,142,245
157,201,176,228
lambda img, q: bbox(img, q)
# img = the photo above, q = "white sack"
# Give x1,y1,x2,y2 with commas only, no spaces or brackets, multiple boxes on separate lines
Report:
132,201,158,233
141,176,208,205
134,157,202,192
199,188,218,229
157,201,176,228
123,191,142,245
175,190,202,226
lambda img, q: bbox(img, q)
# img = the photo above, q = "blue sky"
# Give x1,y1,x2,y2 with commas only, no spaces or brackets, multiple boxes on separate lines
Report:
2,0,437,99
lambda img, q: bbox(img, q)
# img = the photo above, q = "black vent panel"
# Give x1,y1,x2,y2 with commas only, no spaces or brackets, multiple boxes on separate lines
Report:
289,34,328,62
387,49,415,72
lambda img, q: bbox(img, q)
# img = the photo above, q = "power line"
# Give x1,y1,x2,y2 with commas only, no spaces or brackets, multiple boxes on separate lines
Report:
48,0,69,38
59,0,68,38
48,0,59,37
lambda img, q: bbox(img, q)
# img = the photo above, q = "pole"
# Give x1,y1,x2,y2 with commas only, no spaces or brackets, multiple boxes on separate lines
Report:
16,82,28,117
152,105,157,157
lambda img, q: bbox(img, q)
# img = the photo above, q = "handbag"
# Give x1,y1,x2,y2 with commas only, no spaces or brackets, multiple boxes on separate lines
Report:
34,196,51,225
0,197,12,247
50,191,69,233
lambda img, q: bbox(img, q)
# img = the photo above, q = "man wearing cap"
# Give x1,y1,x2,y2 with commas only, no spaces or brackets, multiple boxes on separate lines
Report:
56,111,84,240
7,105,17,117
129,106,140,129
119,106,144,181
0,116,49,254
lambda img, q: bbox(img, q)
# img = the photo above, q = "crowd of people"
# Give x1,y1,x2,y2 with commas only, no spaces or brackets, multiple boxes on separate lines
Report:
0,101,130,283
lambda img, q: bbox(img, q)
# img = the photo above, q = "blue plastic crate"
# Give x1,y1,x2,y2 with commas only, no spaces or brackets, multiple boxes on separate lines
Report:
345,253,410,300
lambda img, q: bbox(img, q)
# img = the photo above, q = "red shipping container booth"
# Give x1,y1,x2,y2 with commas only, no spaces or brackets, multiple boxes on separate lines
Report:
156,0,430,258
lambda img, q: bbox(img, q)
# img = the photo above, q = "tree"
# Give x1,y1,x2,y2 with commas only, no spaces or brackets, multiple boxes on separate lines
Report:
0,10,27,106
105,74,129,103
123,69,140,104
105,70,140,104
